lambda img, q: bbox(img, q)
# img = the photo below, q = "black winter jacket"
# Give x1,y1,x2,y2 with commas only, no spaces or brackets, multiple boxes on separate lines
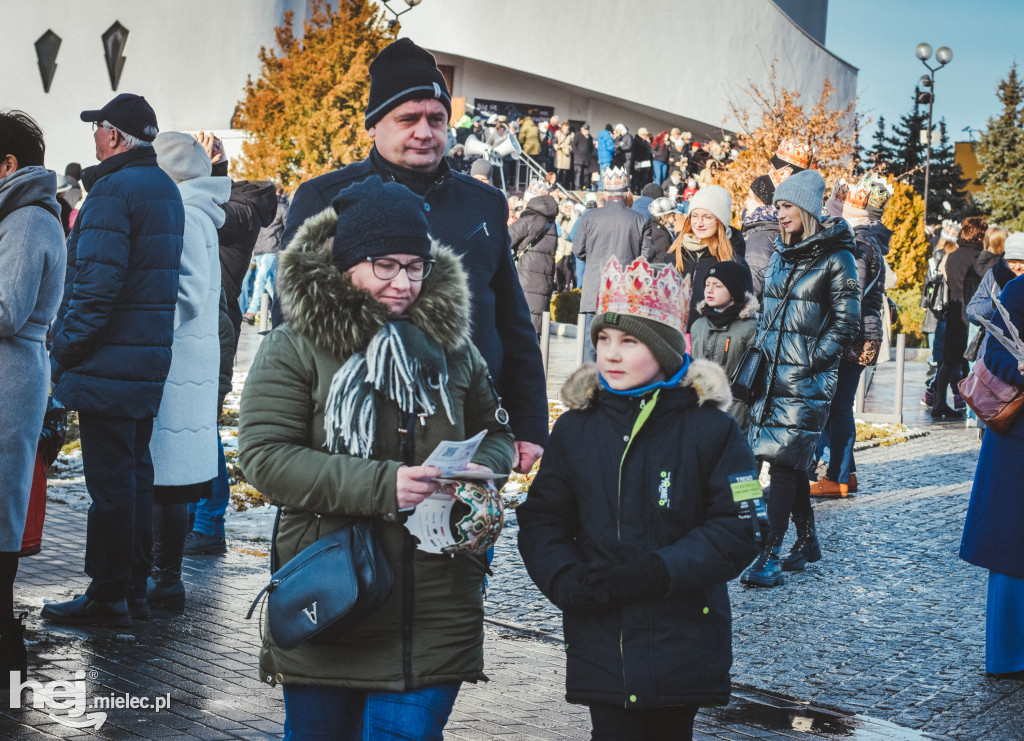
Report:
748,219,861,470
218,178,277,334
851,224,885,350
510,195,558,334
517,362,760,709
677,244,751,332
50,148,184,418
274,148,549,446
571,132,595,171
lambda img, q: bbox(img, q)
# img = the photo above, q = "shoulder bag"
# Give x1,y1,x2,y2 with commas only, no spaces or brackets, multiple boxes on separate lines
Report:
247,515,392,650
958,360,1024,434
731,256,819,404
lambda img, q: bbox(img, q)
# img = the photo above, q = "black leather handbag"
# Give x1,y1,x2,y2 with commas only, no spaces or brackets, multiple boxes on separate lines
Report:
247,519,392,650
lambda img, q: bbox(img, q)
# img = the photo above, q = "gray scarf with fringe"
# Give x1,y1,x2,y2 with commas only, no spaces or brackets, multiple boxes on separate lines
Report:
324,319,455,457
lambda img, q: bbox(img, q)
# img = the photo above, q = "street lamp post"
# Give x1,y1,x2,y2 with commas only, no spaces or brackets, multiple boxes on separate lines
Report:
381,0,423,28
915,42,953,226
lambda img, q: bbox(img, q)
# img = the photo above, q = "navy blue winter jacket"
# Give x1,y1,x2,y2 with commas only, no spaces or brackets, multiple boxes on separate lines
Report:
51,148,184,418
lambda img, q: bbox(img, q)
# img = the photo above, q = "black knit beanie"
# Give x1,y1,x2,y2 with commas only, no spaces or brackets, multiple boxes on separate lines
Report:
641,183,664,199
750,175,775,206
591,313,685,377
705,261,749,307
365,39,452,130
331,175,433,272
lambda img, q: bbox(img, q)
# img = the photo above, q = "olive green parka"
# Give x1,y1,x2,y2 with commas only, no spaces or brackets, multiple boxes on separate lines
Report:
238,207,515,690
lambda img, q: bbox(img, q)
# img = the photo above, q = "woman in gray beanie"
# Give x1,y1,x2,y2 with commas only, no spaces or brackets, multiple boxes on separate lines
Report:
742,169,861,588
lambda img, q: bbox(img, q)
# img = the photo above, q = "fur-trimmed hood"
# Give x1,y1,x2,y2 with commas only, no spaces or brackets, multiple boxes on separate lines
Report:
561,359,732,412
695,292,760,320
277,206,471,359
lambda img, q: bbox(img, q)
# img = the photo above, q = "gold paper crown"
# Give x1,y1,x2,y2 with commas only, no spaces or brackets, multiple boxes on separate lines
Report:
774,139,812,170
845,176,894,211
768,165,795,188
844,181,871,210
602,166,630,192
597,257,690,334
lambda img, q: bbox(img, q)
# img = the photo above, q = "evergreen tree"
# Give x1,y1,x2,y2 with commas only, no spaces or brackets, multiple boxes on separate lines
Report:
927,120,970,219
977,63,1024,229
863,115,894,174
233,0,396,189
886,94,926,181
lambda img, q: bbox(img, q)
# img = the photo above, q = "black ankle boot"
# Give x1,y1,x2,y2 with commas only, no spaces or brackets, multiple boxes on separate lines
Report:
147,503,188,613
741,532,786,587
782,515,822,571
1,613,28,689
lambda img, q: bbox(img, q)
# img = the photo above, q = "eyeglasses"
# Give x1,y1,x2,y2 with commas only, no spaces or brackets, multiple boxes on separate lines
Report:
690,213,719,225
91,121,112,132
366,257,434,281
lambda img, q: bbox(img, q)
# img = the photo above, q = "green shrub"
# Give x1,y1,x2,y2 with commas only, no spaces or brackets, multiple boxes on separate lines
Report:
550,289,581,324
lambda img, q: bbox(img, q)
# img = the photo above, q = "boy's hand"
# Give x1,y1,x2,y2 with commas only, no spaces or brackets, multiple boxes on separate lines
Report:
586,554,669,604
555,567,610,615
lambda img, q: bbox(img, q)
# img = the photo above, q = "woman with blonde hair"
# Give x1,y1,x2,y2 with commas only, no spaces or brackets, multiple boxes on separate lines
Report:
668,185,748,330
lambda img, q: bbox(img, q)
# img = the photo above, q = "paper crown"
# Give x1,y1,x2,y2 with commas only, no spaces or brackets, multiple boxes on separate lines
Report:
768,165,795,187
602,166,629,192
771,139,812,171
940,219,961,243
843,176,894,212
597,257,690,334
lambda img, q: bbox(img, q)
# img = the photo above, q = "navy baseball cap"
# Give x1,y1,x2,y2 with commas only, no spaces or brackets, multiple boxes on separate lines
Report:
80,93,159,142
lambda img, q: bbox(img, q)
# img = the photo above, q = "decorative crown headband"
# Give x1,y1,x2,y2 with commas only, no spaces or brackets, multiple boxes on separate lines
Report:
772,139,812,171
597,257,690,334
602,166,630,192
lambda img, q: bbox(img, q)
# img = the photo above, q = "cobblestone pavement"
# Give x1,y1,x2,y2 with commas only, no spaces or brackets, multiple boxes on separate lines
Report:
485,421,1024,740
6,330,1020,739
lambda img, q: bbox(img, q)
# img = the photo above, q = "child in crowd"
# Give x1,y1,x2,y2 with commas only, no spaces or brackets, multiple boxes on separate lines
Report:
689,261,759,429
517,257,761,741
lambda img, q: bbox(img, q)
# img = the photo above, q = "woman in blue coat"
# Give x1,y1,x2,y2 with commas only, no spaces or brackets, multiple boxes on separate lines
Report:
960,248,1024,677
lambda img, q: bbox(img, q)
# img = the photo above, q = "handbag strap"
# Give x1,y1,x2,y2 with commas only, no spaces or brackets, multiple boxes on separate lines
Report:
753,254,822,350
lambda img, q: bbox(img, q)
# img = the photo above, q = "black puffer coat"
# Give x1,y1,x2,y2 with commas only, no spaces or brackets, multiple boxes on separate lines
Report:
517,362,760,709
510,195,558,334
748,218,861,470
851,224,886,352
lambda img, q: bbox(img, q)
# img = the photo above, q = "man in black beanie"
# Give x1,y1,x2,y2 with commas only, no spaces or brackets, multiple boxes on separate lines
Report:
276,38,547,473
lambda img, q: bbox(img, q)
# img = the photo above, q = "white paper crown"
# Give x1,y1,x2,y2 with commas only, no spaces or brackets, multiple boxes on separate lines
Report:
597,257,690,334
602,166,630,192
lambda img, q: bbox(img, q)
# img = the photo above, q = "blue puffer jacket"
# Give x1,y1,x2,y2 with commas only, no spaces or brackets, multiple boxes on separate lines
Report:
597,130,616,166
50,148,184,419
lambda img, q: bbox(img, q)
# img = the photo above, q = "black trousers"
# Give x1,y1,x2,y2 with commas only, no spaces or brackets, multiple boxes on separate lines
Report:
589,703,698,740
78,413,155,601
766,462,813,533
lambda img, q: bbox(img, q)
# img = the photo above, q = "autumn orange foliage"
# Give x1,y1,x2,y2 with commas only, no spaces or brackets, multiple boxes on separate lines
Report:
713,66,861,224
233,0,396,189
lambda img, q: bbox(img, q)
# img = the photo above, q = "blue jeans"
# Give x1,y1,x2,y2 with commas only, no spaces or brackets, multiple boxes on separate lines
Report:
189,437,229,538
282,683,461,741
822,359,864,484
574,258,585,292
652,160,667,184
246,253,277,315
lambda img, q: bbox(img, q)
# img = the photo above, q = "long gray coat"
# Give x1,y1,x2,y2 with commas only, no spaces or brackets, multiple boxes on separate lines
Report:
0,167,66,551
572,199,648,312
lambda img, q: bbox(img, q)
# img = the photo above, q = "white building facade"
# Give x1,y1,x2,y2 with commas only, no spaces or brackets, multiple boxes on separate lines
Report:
0,0,854,176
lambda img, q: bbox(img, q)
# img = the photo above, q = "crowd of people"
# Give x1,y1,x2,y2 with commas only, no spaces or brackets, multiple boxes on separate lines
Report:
2,35,1022,741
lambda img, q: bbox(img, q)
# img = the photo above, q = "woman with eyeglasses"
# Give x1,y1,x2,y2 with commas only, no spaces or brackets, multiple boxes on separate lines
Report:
668,185,750,332
237,175,514,740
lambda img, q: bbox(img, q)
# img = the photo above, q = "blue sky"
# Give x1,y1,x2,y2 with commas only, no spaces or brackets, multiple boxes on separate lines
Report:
826,0,1022,143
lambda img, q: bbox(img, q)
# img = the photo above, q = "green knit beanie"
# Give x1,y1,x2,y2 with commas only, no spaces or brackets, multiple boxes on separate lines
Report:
591,312,685,376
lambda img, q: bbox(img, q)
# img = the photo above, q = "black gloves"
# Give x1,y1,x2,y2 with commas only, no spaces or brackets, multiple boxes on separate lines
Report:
585,554,670,604
554,567,610,615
